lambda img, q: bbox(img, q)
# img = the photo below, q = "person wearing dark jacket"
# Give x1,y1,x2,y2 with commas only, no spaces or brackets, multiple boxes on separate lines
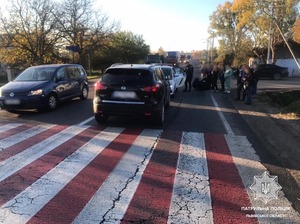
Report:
211,64,219,92
218,64,225,91
183,61,194,92
235,64,247,101
243,65,258,105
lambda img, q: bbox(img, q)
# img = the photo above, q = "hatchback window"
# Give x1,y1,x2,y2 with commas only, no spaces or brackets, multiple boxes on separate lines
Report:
15,67,55,81
77,66,86,76
56,67,68,80
66,66,81,78
102,69,151,85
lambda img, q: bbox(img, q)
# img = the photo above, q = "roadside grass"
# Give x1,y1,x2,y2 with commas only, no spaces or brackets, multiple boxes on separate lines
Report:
256,91,300,118
87,70,102,80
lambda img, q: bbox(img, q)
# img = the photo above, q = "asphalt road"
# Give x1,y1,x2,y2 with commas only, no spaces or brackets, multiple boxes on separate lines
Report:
0,61,300,223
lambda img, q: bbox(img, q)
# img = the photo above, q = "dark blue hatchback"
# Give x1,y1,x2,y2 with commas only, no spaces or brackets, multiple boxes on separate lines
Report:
0,64,89,111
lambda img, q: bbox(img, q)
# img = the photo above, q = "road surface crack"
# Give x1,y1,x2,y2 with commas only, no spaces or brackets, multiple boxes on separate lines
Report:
100,133,161,223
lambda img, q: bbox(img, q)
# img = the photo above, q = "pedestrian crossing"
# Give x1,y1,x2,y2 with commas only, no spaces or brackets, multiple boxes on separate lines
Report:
0,122,299,224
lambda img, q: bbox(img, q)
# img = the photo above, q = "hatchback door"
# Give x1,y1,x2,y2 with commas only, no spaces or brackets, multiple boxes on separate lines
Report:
55,67,73,99
97,69,158,104
65,66,81,97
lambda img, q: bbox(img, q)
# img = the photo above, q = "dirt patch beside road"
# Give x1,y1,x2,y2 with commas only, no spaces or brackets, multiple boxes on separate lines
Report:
233,90,300,212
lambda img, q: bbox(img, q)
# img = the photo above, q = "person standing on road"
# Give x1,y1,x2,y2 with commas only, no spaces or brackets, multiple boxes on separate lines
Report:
211,64,219,92
243,65,258,105
183,61,194,92
218,64,225,91
236,64,247,100
224,65,233,93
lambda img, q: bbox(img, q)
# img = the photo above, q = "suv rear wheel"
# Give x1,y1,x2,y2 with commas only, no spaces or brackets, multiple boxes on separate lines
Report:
155,104,165,126
166,94,170,108
95,114,108,124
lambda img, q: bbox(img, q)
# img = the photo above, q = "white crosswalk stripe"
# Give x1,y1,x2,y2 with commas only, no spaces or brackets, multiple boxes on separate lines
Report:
0,123,23,134
0,124,56,149
168,132,213,224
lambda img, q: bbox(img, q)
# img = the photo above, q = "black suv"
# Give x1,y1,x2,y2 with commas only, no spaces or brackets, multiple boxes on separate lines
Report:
93,64,171,125
0,64,89,111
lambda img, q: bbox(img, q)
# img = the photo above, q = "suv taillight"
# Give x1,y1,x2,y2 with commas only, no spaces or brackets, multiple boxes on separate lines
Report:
95,81,107,91
143,84,160,93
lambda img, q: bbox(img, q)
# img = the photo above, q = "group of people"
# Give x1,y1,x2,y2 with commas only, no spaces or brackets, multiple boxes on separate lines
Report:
183,61,259,105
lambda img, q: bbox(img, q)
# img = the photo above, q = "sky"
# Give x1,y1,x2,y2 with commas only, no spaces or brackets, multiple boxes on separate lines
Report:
97,0,225,52
1,0,226,52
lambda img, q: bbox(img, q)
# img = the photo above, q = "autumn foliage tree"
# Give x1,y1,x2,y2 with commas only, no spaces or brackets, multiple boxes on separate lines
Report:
210,0,299,66
0,0,149,71
0,0,61,67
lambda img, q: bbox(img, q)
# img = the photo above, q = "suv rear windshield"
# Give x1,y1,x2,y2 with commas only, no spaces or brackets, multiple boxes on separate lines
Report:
102,69,152,85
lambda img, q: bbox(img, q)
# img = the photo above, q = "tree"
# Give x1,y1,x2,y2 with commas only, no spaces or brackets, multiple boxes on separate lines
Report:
93,31,150,70
209,1,250,66
231,0,299,63
157,47,166,56
109,31,149,63
0,0,61,67
56,0,118,66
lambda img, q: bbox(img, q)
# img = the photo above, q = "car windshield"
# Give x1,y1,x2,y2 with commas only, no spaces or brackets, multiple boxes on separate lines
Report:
175,67,183,74
102,69,151,85
161,68,172,76
15,67,56,81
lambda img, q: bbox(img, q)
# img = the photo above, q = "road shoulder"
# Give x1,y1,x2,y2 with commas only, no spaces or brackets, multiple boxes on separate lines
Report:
232,93,300,213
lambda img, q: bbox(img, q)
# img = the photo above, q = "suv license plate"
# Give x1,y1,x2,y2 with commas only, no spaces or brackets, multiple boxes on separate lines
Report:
112,91,137,99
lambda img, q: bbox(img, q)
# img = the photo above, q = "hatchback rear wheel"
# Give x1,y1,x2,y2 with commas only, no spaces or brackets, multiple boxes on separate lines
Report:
80,85,89,100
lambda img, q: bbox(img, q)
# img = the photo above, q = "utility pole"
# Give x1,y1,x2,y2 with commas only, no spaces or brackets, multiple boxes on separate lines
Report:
264,1,300,69
210,37,214,63
273,20,300,69
206,38,210,63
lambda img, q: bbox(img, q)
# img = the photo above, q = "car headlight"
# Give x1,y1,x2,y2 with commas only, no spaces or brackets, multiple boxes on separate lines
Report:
28,89,43,96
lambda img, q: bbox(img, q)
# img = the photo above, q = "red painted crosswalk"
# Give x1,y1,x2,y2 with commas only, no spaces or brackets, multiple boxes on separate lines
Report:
0,122,299,224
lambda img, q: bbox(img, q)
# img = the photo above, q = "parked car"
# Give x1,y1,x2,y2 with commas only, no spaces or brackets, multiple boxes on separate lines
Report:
0,64,89,111
174,67,186,88
255,64,289,80
160,65,177,97
93,64,171,125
